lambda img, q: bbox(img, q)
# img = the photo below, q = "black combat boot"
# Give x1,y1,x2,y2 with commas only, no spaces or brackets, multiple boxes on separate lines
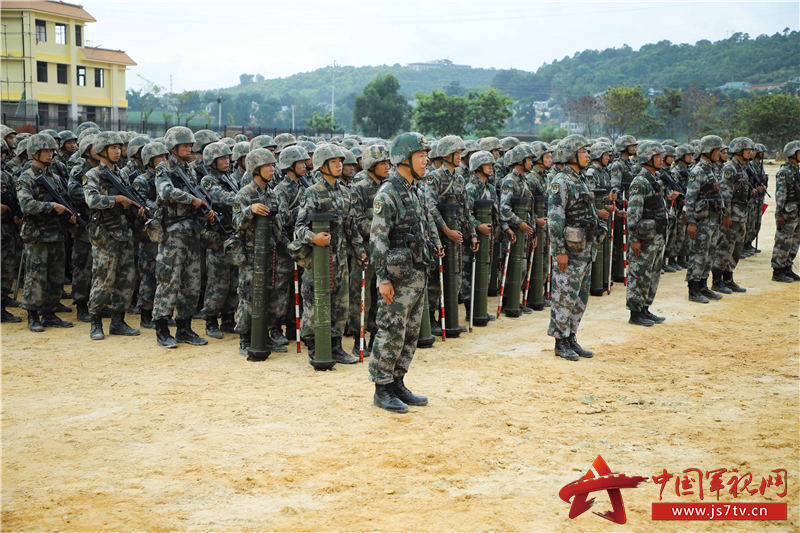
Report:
140,308,155,329
700,278,723,300
430,311,442,336
724,271,746,292
239,333,251,356
109,311,140,336
786,268,800,281
268,336,287,353
1,305,21,323
662,259,676,273
555,337,579,361
463,301,471,322
54,301,72,313
27,310,44,332
304,337,315,364
772,268,794,283
270,327,289,345
711,269,731,294
678,256,689,269
155,317,177,348
520,304,533,314
4,295,20,308
643,307,665,323
373,383,408,413
220,313,236,333
42,312,73,328
331,337,359,364
366,332,375,357
392,376,428,406
568,334,593,358
629,309,655,327
669,257,682,270
688,280,709,303
89,315,104,340
352,335,364,358
175,318,208,345
205,316,223,339
61,289,71,300
75,301,91,322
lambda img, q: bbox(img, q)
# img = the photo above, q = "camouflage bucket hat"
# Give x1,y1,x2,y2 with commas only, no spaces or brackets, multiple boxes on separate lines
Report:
437,135,466,158
312,143,344,171
245,148,277,175
203,141,233,167
469,150,495,173
193,129,220,152
141,141,168,167
127,135,151,158
26,133,58,158
390,132,430,165
478,136,500,152
699,135,724,155
728,137,754,154
553,134,590,164
636,140,666,163
278,145,310,171
164,126,196,151
232,141,251,162
362,144,390,171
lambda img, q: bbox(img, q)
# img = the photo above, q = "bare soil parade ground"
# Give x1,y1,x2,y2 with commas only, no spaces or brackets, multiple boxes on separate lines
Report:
2,165,798,532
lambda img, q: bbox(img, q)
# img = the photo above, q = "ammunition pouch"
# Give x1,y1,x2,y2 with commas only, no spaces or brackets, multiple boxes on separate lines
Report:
19,219,40,243
784,202,799,221
565,225,587,253
287,238,312,269
87,215,110,248
224,235,246,267
144,207,165,244
202,224,222,250
385,248,414,283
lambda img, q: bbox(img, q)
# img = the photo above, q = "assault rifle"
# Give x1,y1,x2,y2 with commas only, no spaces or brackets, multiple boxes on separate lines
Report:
170,164,231,237
35,175,88,228
99,167,154,219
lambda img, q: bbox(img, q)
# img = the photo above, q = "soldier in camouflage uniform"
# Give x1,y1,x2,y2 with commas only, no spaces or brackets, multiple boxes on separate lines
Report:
7,137,29,178
152,126,215,348
370,132,442,413
712,137,755,293
1,138,23,321
231,141,251,187
199,141,241,339
547,135,609,361
685,135,731,303
626,141,668,326
119,135,149,183
15,134,76,331
771,140,800,282
1,125,16,151
83,131,142,340
670,144,694,268
347,144,391,356
191,129,220,179
294,144,366,365
231,148,283,358
743,143,768,256
585,142,614,190
608,135,637,282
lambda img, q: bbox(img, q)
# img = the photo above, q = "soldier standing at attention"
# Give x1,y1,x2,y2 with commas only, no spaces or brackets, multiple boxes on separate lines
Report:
626,141,668,326
547,135,609,361
370,132,442,413
771,141,800,282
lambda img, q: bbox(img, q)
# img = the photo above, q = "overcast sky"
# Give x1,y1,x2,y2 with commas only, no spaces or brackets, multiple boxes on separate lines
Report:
81,0,799,93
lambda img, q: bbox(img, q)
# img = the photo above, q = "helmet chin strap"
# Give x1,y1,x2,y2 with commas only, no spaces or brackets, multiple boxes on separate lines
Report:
33,153,52,167
399,160,424,181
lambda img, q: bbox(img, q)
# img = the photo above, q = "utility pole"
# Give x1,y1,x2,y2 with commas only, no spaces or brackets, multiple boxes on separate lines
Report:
217,96,222,131
331,60,336,125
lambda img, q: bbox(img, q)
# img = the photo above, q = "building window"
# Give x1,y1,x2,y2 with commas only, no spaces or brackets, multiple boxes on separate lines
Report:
37,61,48,82
94,68,104,88
55,23,66,45
77,66,86,86
57,63,68,84
35,19,46,42
74,24,82,46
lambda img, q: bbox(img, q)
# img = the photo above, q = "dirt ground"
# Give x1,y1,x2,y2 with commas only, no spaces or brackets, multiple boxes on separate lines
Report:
2,164,798,532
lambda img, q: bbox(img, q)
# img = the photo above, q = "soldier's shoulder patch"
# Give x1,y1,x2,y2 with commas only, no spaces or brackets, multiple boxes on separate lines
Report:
374,199,383,214
688,174,695,182
501,184,510,195
630,183,640,195
550,182,559,194
203,179,213,190
15,179,22,190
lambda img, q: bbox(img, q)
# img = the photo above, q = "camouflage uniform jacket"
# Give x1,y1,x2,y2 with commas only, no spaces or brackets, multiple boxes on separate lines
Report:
350,172,384,242
609,156,636,194
774,160,800,219
526,166,550,198
200,168,239,232
720,157,750,221
120,158,145,183
232,167,246,188
547,166,600,255
466,171,498,229
84,160,134,242
1,166,20,223
16,164,66,243
133,169,158,210
498,167,533,232
155,155,202,233
423,165,475,240
233,179,283,252
685,158,726,225
273,175,306,246
627,166,667,242
67,160,92,243
585,161,612,190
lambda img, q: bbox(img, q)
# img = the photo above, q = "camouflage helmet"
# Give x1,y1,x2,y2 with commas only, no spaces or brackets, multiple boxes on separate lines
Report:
428,140,439,159
341,138,359,150
728,137,755,154
469,150,495,173
636,140,666,163
192,129,220,152
127,135,150,158
40,128,59,141
245,148,277,175
220,137,235,148
312,143,344,171
298,140,317,154
278,145,310,171
232,141,251,162
615,134,638,150
77,127,100,143
92,131,124,155
0,125,15,144
350,146,363,159
141,141,168,167
164,126,195,151
203,141,233,167
530,141,553,161
234,134,247,143
754,143,766,154
462,139,479,156
78,134,96,157
699,135,724,155
390,132,430,165
76,121,100,134
553,134,590,164
341,148,358,166
1,138,8,154
437,135,466,159
249,135,275,151
676,144,693,159
589,141,613,161
479,136,500,152
783,140,800,160
503,144,529,167
661,138,677,147
16,132,32,142
57,130,76,143
14,137,29,158
362,144,390,171
26,132,58,157
663,144,677,158
273,133,297,153
499,136,520,152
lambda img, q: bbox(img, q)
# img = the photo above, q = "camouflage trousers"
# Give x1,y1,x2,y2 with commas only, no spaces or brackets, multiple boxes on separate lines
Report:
368,268,425,385
234,255,254,335
713,218,746,272
70,234,92,303
347,257,377,335
136,241,158,311
745,197,764,245
685,214,720,282
1,222,21,294
547,247,592,339
771,216,800,270
21,240,64,312
268,245,294,333
201,247,238,318
152,230,203,321
626,234,665,312
428,236,463,311
88,238,136,315
300,250,349,340
667,216,688,258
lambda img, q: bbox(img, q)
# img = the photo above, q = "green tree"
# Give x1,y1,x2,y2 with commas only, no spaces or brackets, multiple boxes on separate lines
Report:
509,97,537,133
603,85,648,135
567,94,601,136
352,74,412,138
653,88,682,137
466,88,513,137
412,90,469,136
680,87,721,139
304,111,341,131
537,124,569,142
737,93,800,150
